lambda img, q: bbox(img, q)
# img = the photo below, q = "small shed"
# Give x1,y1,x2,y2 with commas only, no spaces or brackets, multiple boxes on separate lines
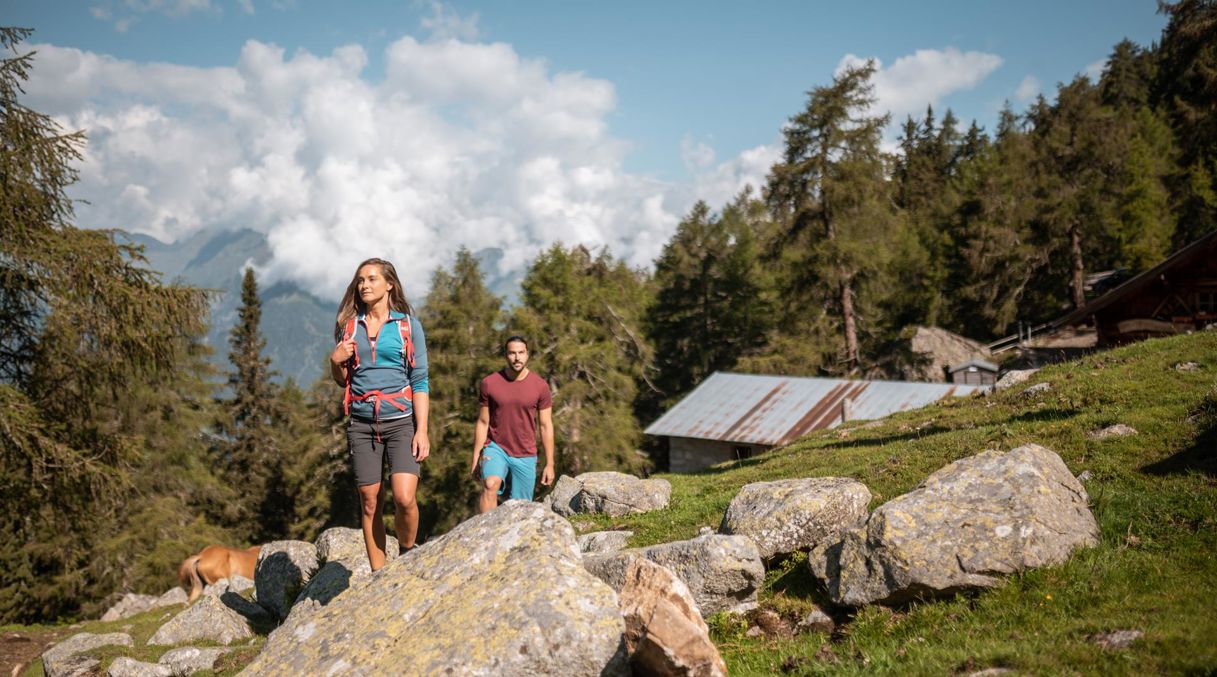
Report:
948,359,999,386
645,372,987,473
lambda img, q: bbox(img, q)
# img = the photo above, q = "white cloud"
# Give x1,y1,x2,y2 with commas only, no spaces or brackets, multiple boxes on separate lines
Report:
238,0,255,15
836,47,1003,122
1083,58,1106,82
89,0,217,31
419,1,481,42
26,35,693,298
1015,75,1040,101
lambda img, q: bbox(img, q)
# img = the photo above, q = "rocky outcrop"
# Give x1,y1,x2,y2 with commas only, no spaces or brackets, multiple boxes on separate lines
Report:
147,594,253,646
242,500,629,676
202,575,254,598
719,477,870,559
821,444,1098,606
42,632,133,677
100,593,159,622
620,558,726,677
254,540,319,621
154,587,188,607
548,472,671,517
994,369,1038,391
314,526,397,569
579,530,634,554
585,534,764,616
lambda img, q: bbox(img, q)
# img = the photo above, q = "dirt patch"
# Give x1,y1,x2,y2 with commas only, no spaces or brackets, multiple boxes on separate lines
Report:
2,627,73,677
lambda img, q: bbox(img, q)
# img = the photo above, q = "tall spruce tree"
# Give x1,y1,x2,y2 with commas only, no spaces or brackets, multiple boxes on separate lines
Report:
418,248,504,534
0,27,212,622
511,245,653,476
222,266,289,541
765,60,902,374
646,194,773,412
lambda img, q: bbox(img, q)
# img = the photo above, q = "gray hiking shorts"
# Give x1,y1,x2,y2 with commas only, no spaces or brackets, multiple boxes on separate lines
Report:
347,416,419,486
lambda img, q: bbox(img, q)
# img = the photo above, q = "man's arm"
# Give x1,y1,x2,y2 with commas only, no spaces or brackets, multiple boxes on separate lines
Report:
538,407,555,486
470,405,490,479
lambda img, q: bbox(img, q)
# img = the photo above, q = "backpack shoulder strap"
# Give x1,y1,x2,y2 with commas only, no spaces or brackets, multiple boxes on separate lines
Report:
398,314,416,369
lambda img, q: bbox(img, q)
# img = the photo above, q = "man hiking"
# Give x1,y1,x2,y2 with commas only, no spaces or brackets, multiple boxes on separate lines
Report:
470,336,554,512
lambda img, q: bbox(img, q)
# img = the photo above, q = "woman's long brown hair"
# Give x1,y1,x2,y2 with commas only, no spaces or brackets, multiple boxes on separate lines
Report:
334,258,413,341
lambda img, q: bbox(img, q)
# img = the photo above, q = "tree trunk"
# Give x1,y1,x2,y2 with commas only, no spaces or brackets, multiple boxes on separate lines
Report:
1070,223,1086,309
840,277,859,373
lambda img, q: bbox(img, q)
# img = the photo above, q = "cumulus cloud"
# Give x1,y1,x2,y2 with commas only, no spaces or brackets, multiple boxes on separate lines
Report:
26,35,691,298
836,47,1003,122
1015,75,1040,101
419,1,481,42
89,0,217,31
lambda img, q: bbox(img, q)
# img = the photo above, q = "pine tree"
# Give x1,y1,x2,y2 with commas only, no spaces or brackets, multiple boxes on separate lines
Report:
0,27,212,622
765,60,902,374
646,194,773,412
511,245,653,476
221,266,288,541
417,248,504,534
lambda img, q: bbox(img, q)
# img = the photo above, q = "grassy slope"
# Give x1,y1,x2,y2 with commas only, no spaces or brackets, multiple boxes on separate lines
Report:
19,332,1216,676
580,330,1216,675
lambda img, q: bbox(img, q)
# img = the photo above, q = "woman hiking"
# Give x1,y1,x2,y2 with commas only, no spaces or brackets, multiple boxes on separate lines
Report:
331,258,430,571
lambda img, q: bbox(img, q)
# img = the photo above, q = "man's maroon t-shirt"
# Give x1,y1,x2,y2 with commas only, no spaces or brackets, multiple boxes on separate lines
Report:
479,369,553,458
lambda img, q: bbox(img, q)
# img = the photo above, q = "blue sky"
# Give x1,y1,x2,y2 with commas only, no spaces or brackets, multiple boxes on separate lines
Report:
6,1,1166,296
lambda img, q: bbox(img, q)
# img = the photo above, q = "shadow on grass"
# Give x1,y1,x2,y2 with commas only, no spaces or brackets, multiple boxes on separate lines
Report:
1143,390,1217,477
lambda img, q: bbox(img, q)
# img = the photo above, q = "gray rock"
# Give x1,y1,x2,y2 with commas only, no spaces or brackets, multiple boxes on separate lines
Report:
796,607,835,634
158,647,233,674
545,474,583,513
994,369,1038,391
314,526,396,568
254,540,319,620
107,657,172,677
1086,424,1138,440
202,574,254,598
242,500,629,677
48,656,99,677
619,558,726,677
1076,470,1093,482
154,587,188,608
825,444,1098,606
42,632,133,677
1174,361,1201,372
100,593,159,622
549,471,671,517
578,530,634,554
1089,629,1143,650
1022,382,1051,397
272,560,367,641
584,534,765,616
148,594,254,646
719,477,871,559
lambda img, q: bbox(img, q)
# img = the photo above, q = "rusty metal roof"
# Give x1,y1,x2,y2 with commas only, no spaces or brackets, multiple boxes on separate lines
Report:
644,372,987,446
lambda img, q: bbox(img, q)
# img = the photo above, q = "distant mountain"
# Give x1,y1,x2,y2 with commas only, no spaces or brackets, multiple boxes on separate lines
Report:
125,229,524,386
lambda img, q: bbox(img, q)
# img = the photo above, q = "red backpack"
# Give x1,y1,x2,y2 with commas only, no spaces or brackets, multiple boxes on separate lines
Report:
340,315,416,418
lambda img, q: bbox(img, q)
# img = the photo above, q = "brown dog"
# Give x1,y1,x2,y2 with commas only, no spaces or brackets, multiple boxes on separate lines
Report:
177,545,262,602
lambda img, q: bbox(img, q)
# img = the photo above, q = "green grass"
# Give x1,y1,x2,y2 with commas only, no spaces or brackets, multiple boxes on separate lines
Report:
599,330,1217,675
16,332,1217,675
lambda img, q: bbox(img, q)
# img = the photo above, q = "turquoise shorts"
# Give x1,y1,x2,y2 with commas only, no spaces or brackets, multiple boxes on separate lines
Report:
480,441,538,501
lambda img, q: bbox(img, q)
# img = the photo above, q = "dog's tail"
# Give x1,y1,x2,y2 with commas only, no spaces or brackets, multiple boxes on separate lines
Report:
178,555,204,602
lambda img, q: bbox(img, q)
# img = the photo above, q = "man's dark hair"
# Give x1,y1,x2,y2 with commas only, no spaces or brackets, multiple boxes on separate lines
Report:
503,335,529,352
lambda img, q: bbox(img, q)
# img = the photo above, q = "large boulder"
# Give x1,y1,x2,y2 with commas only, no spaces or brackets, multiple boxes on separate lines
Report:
994,369,1038,391
549,472,671,517
823,444,1099,606
585,534,764,616
719,477,871,559
42,633,133,677
620,558,727,677
100,593,159,622
147,594,254,646
254,540,319,620
242,501,629,676
154,587,188,607
107,657,172,677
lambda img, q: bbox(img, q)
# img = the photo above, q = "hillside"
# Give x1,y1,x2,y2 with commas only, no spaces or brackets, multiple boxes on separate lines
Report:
597,330,1217,675
11,330,1215,676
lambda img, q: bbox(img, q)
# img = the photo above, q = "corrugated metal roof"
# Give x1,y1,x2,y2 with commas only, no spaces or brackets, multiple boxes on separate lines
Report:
644,372,987,446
